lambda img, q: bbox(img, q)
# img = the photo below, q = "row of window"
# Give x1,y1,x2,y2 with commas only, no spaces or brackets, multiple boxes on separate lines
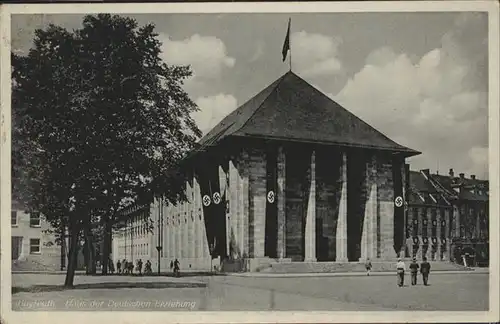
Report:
11,211,41,227
118,243,149,256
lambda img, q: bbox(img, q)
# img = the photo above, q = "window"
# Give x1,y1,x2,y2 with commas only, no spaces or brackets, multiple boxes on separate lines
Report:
429,194,437,204
30,238,41,254
11,211,17,226
30,212,41,227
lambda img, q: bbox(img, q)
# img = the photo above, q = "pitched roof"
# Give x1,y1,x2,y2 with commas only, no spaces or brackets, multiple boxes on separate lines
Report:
408,170,489,204
197,71,420,156
408,171,451,206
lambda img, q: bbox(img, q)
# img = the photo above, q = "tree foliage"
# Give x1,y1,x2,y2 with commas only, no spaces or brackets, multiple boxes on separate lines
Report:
12,14,201,284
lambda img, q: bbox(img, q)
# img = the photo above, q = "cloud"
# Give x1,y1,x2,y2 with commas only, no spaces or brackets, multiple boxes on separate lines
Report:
333,13,488,178
292,31,343,77
193,94,238,135
159,33,235,82
249,41,265,63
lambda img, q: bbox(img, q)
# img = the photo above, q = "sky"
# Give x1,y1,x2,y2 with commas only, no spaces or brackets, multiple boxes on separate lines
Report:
11,11,489,178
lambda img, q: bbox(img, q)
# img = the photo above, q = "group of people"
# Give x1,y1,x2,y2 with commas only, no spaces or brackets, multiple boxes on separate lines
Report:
396,257,431,287
112,258,180,276
115,259,152,275
364,257,431,287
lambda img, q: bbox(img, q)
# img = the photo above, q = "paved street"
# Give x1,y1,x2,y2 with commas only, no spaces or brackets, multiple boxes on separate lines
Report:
11,272,488,311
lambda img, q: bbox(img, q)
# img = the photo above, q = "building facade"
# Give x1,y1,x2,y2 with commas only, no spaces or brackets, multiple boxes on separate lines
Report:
406,168,489,266
11,200,86,271
11,201,64,271
112,72,423,271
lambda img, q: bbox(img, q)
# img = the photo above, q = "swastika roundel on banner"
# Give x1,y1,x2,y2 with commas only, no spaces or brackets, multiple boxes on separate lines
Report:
394,196,403,207
213,192,221,205
267,190,275,204
202,195,211,207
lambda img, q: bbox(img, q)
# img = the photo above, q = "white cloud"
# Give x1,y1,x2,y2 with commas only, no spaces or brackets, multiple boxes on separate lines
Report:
193,94,238,135
292,31,343,77
159,34,235,81
333,13,488,178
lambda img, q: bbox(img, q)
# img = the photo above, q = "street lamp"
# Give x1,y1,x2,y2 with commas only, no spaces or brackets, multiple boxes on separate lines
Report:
156,199,163,275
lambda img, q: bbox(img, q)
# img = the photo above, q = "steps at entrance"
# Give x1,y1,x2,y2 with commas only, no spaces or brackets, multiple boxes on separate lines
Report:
259,261,470,273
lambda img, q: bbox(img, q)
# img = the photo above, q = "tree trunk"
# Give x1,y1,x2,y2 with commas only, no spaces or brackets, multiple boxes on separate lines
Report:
83,224,96,275
101,220,112,275
90,239,97,274
64,224,81,287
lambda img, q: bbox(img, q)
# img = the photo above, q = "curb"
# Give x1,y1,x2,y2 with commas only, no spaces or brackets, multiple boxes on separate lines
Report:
224,269,489,278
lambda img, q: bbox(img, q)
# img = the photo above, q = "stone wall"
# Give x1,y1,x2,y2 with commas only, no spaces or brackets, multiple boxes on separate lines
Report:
377,156,396,259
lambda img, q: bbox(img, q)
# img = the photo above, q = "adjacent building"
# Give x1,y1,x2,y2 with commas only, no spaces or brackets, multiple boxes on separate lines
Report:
406,168,489,266
11,200,85,271
11,200,64,271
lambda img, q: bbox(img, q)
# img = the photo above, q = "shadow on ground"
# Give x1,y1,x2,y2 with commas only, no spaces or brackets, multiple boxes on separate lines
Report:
12,281,207,294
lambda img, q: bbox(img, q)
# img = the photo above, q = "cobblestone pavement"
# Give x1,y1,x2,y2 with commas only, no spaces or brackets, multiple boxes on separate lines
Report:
11,272,488,311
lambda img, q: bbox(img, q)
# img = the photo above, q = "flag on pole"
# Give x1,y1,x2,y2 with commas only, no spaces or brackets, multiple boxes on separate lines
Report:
282,18,291,62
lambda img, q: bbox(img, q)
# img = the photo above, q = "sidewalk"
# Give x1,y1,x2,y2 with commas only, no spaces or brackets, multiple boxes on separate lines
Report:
13,268,488,277
225,268,489,278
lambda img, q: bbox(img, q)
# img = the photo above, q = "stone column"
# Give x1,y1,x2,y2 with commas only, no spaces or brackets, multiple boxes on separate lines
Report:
361,155,378,260
229,159,240,258
189,181,195,260
239,150,250,257
277,146,286,259
378,161,395,260
193,176,200,260
336,152,348,262
304,150,317,262
249,150,267,258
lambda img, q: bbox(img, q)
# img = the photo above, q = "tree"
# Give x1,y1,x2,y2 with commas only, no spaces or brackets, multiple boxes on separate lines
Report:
12,14,201,286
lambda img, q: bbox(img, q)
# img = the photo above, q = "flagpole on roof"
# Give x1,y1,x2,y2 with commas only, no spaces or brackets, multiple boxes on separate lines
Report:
289,18,292,72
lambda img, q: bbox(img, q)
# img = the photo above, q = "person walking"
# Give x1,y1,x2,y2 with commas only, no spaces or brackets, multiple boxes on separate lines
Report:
396,258,406,287
144,260,152,274
173,258,180,277
365,258,372,276
409,258,419,286
137,259,143,275
108,258,115,274
116,260,121,274
420,257,431,286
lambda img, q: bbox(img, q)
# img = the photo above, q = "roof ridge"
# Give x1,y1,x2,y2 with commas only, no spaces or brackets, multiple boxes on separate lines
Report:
228,73,288,138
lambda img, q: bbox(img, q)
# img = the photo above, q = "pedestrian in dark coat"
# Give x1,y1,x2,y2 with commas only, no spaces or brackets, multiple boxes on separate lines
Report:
420,257,431,286
409,258,419,285
137,259,143,275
